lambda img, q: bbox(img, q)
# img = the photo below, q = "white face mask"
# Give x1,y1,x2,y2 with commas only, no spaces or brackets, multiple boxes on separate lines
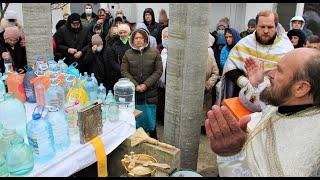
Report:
96,46,103,52
85,9,92,15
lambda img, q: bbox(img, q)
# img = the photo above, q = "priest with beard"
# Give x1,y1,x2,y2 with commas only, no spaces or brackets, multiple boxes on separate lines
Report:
216,10,293,112
205,48,320,176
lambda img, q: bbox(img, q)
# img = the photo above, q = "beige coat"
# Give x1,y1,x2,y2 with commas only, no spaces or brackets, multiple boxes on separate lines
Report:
203,34,220,122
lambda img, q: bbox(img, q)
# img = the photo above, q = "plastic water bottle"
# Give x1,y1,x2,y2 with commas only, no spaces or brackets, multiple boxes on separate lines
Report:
58,59,68,74
23,66,37,103
114,78,135,112
34,82,46,107
6,72,26,103
0,124,3,139
91,73,98,87
0,93,27,139
5,136,34,176
106,90,118,122
83,77,98,103
0,129,19,157
64,75,75,96
83,72,88,81
0,154,9,177
47,108,70,152
45,77,65,111
97,83,107,122
0,73,5,102
26,107,56,163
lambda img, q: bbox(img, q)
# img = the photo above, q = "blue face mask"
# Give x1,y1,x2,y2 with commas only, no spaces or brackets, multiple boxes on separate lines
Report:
162,39,168,48
217,32,226,45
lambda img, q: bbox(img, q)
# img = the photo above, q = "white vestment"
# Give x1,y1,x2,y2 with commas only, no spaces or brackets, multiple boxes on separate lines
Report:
217,105,320,177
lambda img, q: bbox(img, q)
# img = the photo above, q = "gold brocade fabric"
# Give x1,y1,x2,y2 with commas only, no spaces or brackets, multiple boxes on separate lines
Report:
244,106,320,176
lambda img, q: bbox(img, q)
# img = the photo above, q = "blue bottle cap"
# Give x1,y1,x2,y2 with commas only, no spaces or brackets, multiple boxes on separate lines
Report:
32,113,41,120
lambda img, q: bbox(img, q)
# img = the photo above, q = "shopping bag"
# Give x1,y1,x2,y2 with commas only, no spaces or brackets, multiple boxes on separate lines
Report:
135,93,156,133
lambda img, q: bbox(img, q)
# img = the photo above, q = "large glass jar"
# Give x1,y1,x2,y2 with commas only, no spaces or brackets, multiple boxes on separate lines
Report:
5,136,34,176
113,78,135,112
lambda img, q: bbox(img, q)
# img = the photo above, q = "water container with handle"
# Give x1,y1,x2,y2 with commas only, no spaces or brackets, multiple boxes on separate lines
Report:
26,106,56,163
5,136,34,176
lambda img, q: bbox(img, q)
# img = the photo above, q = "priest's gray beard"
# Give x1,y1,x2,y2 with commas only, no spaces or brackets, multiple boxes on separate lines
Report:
260,79,295,106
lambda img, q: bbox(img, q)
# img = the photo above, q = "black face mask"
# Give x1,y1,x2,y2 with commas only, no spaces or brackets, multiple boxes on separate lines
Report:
71,27,80,33
8,19,15,23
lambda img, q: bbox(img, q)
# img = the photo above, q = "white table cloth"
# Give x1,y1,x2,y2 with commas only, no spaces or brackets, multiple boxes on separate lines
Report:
22,103,136,177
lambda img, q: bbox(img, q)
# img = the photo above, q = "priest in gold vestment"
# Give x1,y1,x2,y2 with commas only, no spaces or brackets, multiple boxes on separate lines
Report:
205,48,320,176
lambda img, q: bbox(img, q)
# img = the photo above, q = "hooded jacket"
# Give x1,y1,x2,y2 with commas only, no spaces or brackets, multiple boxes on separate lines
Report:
287,29,307,48
143,8,162,45
135,23,157,48
121,28,163,104
220,28,241,68
289,16,305,30
54,17,90,69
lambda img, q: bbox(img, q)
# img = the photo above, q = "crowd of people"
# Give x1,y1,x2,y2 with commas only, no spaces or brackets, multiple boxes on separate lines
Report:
1,5,320,176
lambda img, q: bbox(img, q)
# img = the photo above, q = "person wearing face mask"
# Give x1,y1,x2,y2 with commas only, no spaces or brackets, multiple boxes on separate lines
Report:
82,34,107,88
80,4,97,28
211,20,229,74
87,23,105,46
105,26,119,48
0,26,27,74
104,23,131,91
121,28,163,139
0,10,26,47
54,13,90,72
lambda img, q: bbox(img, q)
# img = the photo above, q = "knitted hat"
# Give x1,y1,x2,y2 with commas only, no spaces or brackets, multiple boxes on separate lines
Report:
247,18,256,27
68,13,81,24
118,23,131,34
91,34,103,45
3,26,20,40
5,10,18,20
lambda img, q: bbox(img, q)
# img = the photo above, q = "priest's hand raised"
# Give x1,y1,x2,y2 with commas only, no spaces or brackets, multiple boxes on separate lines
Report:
244,57,264,88
205,105,251,157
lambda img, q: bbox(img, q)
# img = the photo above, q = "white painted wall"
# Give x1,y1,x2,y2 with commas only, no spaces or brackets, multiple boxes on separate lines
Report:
244,3,274,29
135,3,169,23
2,3,23,25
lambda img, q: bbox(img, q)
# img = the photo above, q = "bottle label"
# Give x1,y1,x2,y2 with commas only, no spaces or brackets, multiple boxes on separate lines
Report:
25,88,35,98
28,136,40,155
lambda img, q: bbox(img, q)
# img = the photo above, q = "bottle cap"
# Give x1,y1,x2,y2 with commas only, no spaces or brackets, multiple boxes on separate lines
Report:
32,113,41,120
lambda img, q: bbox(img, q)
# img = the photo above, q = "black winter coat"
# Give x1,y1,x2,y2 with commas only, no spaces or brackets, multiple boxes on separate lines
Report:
82,49,109,89
53,24,90,71
0,38,27,74
104,38,130,88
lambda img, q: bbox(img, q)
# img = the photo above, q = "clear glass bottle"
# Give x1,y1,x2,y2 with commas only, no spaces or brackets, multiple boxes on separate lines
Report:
106,90,118,122
0,93,27,139
114,78,135,112
5,136,34,176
